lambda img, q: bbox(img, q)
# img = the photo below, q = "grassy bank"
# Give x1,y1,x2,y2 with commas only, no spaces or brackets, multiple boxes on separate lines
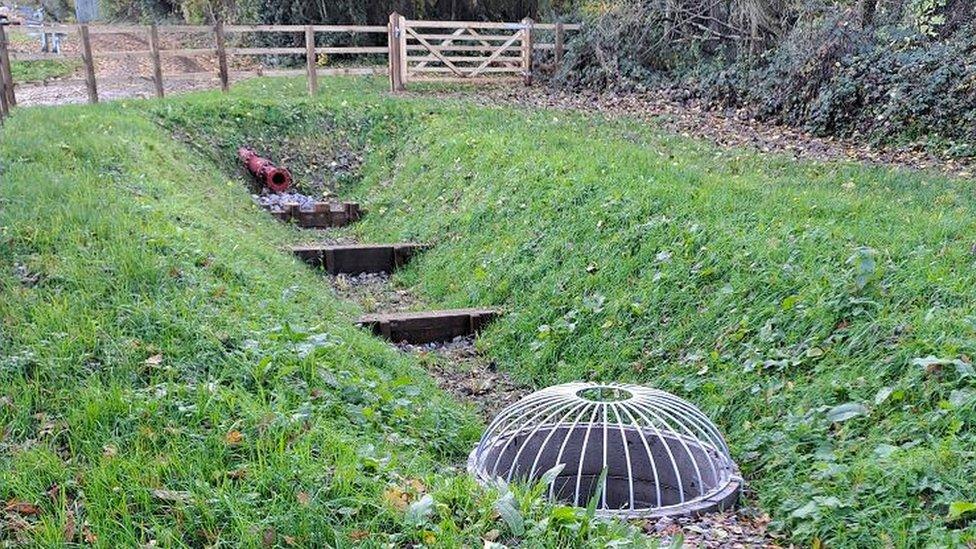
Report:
0,84,638,546
154,78,976,546
347,92,976,546
3,76,975,546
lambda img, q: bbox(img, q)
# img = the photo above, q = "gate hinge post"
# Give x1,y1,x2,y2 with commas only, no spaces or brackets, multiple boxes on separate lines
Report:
521,17,535,86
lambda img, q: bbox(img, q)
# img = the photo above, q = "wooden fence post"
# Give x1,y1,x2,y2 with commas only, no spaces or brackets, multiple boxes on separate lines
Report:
0,47,9,120
0,63,8,120
214,20,229,92
554,22,565,68
398,14,407,89
387,12,401,92
0,21,16,108
79,25,98,104
148,24,165,98
521,17,534,86
305,25,317,96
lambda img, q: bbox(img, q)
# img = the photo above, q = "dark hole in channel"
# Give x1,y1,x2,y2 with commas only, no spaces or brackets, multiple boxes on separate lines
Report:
482,425,729,510
271,172,287,185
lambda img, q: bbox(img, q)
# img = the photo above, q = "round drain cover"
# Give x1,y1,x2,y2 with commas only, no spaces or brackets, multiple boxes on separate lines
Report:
468,382,742,518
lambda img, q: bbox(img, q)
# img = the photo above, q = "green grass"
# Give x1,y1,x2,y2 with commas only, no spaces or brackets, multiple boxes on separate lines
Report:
348,96,976,547
5,28,79,84
10,59,80,84
2,76,976,547
346,96,976,546
0,81,643,546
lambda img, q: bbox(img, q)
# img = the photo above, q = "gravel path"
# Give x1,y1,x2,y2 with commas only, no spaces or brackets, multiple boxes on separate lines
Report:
14,78,216,106
397,335,528,420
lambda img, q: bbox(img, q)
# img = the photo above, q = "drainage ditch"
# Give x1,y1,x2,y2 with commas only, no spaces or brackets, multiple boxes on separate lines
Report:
248,151,775,546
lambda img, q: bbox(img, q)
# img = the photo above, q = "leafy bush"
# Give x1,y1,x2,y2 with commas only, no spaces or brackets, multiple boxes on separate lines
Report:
555,0,976,155
692,17,976,152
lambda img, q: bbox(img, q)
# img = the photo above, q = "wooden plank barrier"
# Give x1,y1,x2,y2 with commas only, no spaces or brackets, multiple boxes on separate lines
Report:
358,308,498,344
270,202,364,228
291,243,427,275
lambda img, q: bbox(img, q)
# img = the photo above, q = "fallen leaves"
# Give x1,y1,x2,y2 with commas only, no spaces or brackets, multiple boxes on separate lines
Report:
261,527,276,547
456,87,976,180
383,486,410,511
465,378,493,396
63,508,76,542
382,478,427,512
913,355,974,378
225,430,243,446
227,468,247,480
34,413,61,438
4,499,40,516
144,354,163,366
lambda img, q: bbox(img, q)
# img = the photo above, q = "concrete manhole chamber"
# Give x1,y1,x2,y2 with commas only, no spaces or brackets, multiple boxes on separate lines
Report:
468,382,742,518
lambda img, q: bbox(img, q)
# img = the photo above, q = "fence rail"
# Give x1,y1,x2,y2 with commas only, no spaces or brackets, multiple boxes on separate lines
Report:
0,15,579,123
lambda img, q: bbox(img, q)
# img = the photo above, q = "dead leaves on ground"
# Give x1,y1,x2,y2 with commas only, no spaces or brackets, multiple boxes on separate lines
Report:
382,478,427,512
349,529,370,541
224,429,244,445
4,499,40,516
4,494,97,545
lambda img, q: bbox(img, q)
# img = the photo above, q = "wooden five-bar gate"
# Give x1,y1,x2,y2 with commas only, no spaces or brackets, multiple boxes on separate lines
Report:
0,14,578,122
387,15,578,89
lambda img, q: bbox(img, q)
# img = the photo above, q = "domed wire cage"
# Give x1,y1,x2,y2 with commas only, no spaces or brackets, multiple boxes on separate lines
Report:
468,382,742,518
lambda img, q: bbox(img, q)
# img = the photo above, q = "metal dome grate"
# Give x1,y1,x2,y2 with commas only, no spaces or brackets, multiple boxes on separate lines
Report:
468,382,742,518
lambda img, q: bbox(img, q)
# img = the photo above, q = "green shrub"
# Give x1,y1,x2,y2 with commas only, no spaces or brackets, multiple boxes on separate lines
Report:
691,18,976,153
555,0,976,156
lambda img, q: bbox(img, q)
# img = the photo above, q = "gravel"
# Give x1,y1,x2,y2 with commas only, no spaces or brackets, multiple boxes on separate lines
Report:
644,507,781,548
400,335,528,420
330,271,422,315
253,191,328,212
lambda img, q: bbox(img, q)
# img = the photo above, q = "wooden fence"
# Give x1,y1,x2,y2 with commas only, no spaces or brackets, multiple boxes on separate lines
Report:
0,14,579,122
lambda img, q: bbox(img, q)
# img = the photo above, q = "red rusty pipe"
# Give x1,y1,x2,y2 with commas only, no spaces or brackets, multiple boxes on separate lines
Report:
238,147,293,193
